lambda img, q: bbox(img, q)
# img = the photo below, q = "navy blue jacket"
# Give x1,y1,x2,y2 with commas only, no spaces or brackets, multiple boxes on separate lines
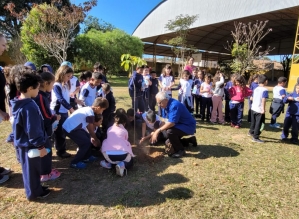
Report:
150,77,159,95
128,71,143,97
283,92,299,115
34,90,57,137
11,97,47,148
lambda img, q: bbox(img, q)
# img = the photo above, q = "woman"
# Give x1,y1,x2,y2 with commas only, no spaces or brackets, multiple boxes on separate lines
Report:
184,57,196,75
0,33,11,184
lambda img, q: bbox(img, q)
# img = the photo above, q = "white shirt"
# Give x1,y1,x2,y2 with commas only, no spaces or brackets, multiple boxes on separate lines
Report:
63,107,94,133
273,85,286,99
142,112,161,130
251,86,269,113
159,75,174,95
69,76,79,94
180,79,192,97
79,82,97,106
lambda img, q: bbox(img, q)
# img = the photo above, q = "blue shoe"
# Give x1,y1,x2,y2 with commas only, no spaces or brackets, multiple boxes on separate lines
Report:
100,160,112,169
70,162,87,169
83,155,98,163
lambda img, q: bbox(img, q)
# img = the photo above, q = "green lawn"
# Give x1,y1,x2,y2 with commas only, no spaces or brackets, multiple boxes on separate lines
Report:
0,79,299,218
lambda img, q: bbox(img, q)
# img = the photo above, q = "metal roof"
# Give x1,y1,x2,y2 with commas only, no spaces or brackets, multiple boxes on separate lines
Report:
133,0,299,55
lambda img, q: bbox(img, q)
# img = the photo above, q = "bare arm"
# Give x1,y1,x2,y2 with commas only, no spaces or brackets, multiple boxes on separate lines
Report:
261,98,266,114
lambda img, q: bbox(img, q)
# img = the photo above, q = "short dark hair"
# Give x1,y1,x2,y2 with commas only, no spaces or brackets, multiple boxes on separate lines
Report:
92,97,109,109
115,108,126,116
15,72,42,93
94,114,103,122
150,70,156,74
258,74,268,84
102,83,111,92
79,71,92,82
115,113,127,126
40,72,55,88
146,110,156,123
126,108,134,117
93,62,103,70
278,77,287,83
92,72,103,80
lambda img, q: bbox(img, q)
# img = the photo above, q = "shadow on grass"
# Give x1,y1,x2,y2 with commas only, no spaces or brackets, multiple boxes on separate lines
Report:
191,144,240,158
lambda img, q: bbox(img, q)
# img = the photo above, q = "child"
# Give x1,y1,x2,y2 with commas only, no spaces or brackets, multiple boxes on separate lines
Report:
200,74,213,122
50,65,75,158
40,64,53,74
11,71,50,200
281,84,299,144
159,64,175,97
142,65,152,111
100,83,116,134
140,110,166,145
79,71,92,88
224,73,235,123
79,72,103,107
269,77,287,128
179,70,193,113
229,74,252,128
248,74,268,143
62,97,109,169
247,74,259,123
128,66,145,113
34,72,61,182
100,112,135,177
210,72,225,124
192,68,202,118
149,70,159,111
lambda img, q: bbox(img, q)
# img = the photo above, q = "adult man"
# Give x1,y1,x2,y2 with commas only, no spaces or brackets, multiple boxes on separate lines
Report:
151,92,197,158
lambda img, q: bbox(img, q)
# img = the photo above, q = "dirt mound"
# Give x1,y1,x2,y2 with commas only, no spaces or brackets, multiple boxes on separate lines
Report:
132,145,165,164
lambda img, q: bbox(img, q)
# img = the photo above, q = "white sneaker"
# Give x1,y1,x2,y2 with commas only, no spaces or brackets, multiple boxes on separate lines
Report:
115,162,126,177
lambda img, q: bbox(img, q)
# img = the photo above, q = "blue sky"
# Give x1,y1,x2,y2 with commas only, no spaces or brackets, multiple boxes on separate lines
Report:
73,0,162,34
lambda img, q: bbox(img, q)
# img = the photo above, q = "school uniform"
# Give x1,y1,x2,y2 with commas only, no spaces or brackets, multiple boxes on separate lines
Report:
249,86,268,139
224,81,233,122
149,77,159,111
180,79,193,113
62,107,95,164
200,82,212,121
79,81,97,107
247,82,259,122
34,90,57,175
192,78,202,116
69,76,80,110
50,82,72,156
281,92,299,142
142,74,151,111
10,98,47,200
100,91,116,132
128,71,145,113
270,85,286,125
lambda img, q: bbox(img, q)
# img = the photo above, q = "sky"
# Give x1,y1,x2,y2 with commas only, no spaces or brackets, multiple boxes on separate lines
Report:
72,0,162,34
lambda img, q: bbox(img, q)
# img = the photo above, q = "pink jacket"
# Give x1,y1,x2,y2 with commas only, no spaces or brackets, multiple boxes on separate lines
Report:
101,124,134,156
229,86,252,102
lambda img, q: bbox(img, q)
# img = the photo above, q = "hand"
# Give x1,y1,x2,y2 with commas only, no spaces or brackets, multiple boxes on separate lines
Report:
69,108,75,114
56,114,61,121
250,97,253,101
139,137,146,144
91,138,101,147
0,111,9,121
261,109,265,114
75,99,84,105
39,148,48,157
70,93,75,98
150,130,159,144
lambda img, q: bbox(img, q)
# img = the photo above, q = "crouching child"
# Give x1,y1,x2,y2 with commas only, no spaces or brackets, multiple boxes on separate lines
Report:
62,97,109,169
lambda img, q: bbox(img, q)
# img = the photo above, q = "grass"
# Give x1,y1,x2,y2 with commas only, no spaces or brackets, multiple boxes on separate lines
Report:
0,79,299,218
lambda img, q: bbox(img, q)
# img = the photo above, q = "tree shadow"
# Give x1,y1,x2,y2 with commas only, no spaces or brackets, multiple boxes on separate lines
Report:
188,144,240,159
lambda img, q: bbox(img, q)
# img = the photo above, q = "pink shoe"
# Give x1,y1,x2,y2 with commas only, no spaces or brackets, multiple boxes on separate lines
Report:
41,169,61,182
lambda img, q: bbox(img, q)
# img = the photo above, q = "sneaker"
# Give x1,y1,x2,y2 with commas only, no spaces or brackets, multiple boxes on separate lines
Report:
252,138,264,143
269,123,280,128
37,189,51,199
0,167,11,175
100,160,112,169
171,150,186,158
0,175,9,184
247,132,253,137
40,169,61,182
115,162,126,177
234,125,240,129
57,152,71,159
70,162,87,169
83,155,98,163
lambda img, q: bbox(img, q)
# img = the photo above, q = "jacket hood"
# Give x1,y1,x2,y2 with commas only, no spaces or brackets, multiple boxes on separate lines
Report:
41,64,54,74
10,98,34,115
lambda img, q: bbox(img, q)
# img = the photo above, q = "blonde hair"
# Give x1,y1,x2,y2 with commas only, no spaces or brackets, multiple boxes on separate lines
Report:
55,65,73,89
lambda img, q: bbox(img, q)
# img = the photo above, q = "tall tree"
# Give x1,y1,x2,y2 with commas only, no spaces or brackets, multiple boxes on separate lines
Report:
225,20,273,75
83,15,115,33
164,14,198,75
7,0,97,64
73,29,143,74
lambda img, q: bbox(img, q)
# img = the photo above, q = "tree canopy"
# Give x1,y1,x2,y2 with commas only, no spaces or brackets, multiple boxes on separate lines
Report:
83,15,115,33
73,29,144,74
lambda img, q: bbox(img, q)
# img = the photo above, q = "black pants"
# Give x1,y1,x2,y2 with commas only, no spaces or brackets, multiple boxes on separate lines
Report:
149,94,157,112
54,113,68,156
107,154,134,169
201,97,212,121
224,99,230,122
143,89,150,111
131,96,145,113
193,95,201,115
249,110,265,139
166,128,189,152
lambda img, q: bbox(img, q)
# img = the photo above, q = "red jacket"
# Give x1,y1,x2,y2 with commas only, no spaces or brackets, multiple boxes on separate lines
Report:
229,86,252,102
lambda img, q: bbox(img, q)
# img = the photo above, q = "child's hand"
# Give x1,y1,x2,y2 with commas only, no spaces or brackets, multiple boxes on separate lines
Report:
56,115,61,121
76,99,84,105
69,108,75,114
39,148,47,157
139,137,145,144
91,138,101,147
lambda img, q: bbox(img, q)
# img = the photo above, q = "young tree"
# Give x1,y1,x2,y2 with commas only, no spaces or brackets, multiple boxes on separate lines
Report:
164,14,198,76
225,20,274,75
6,0,96,64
